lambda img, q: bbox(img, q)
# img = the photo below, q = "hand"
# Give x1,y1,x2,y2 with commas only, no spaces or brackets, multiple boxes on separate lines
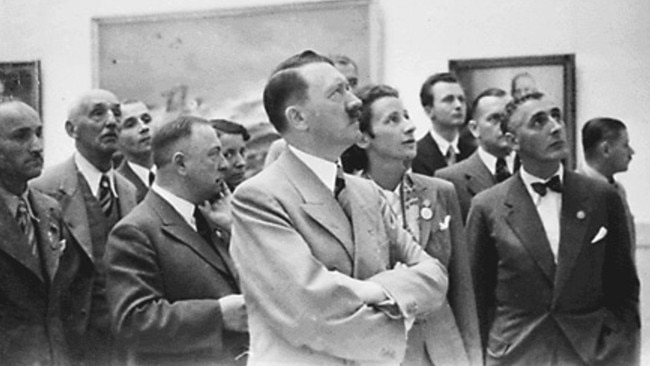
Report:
218,294,248,332
198,182,232,232
349,280,388,305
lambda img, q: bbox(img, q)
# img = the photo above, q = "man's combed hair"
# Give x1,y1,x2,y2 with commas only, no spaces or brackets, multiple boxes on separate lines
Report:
210,119,250,141
152,115,209,168
503,91,545,132
470,87,507,120
582,117,627,157
419,72,460,109
263,50,334,133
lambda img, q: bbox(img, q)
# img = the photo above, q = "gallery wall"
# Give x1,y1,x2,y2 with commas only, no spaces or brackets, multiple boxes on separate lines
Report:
1,0,649,233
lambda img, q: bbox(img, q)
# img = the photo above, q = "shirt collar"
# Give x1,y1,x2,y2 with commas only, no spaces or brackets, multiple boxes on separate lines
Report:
151,183,196,230
520,163,564,200
429,129,459,155
476,147,515,175
288,145,338,193
74,152,116,197
0,186,35,220
127,161,155,187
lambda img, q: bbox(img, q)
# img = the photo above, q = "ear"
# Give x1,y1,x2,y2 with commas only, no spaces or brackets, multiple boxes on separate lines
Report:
467,119,480,138
64,121,76,138
599,141,611,157
356,132,372,149
285,106,308,131
171,152,187,175
506,131,519,152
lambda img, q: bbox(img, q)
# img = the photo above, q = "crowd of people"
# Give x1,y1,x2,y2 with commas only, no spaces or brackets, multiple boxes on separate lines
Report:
0,49,639,366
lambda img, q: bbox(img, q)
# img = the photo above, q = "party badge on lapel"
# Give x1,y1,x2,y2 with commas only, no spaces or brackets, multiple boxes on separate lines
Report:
576,210,586,220
420,199,433,220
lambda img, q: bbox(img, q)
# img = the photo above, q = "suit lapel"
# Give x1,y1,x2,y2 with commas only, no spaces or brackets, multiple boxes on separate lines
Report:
408,174,436,248
504,175,556,284
553,172,591,299
464,153,495,196
148,192,234,279
0,197,45,282
30,189,66,281
115,173,137,218
281,151,355,261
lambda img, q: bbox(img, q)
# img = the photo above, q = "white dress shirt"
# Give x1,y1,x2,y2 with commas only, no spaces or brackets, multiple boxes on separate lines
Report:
127,161,156,187
288,145,338,193
151,183,196,230
520,165,564,261
74,153,117,197
476,147,515,176
429,129,459,156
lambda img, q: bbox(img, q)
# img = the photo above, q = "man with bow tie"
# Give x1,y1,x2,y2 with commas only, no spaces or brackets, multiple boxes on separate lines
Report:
0,101,87,365
466,92,639,365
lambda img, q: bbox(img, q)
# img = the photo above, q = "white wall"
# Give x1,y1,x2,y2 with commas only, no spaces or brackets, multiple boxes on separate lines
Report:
1,0,649,227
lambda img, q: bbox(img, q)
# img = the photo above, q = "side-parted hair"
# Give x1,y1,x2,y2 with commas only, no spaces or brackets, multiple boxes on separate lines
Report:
341,84,400,173
210,119,250,141
263,50,334,133
582,117,627,158
419,72,460,109
503,91,545,132
152,115,210,168
470,88,507,120
330,54,358,71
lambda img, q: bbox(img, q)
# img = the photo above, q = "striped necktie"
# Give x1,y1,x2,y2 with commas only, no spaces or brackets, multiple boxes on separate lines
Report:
98,174,114,217
16,196,38,255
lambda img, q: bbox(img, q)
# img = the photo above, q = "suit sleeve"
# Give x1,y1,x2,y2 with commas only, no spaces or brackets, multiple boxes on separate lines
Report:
231,183,446,362
441,187,482,365
465,196,498,353
105,224,226,354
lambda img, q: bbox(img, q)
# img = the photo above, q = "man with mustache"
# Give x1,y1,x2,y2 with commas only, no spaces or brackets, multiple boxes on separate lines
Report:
412,73,476,176
230,50,448,365
466,92,640,365
0,101,87,365
117,99,156,203
33,89,138,365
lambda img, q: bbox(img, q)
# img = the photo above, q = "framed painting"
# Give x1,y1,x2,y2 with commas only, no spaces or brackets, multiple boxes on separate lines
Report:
449,54,576,167
0,61,42,116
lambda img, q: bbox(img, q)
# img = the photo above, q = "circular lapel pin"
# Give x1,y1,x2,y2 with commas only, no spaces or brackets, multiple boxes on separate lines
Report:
420,199,433,220
576,210,586,220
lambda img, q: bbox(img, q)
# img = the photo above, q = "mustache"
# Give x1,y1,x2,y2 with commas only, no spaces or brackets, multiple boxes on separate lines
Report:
346,105,362,120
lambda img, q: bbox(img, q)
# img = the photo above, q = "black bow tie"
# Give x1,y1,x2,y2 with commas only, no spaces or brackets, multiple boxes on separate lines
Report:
531,175,563,196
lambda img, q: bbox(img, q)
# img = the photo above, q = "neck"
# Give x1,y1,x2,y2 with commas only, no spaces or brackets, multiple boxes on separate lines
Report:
156,173,200,205
586,158,614,181
125,153,154,169
366,157,408,191
289,139,345,163
521,159,561,180
0,178,27,196
482,144,511,159
432,123,458,142
77,145,113,172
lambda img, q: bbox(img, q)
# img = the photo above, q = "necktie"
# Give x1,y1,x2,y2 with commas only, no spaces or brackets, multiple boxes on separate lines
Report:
148,171,156,186
16,197,38,255
495,158,511,183
531,175,563,197
445,147,457,166
194,206,213,245
98,174,114,217
334,165,346,199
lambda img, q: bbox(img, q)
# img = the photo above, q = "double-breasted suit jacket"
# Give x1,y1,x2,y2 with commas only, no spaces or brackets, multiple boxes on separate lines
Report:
435,151,495,222
105,190,248,365
117,160,149,203
231,149,449,365
412,132,475,177
466,170,640,365
32,156,138,361
401,173,481,366
0,188,87,365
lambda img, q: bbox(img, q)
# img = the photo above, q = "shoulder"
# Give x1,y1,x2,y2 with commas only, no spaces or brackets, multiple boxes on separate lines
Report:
409,172,455,193
435,157,473,179
473,175,512,205
32,158,74,191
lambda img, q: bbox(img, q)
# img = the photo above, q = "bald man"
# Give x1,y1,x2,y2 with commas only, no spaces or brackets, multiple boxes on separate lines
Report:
33,89,138,365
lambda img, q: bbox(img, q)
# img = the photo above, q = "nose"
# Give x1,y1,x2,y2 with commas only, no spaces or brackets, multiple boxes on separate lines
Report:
404,117,416,135
233,152,246,168
549,116,564,134
141,124,151,134
31,133,44,153
346,91,362,111
106,111,119,128
217,152,230,171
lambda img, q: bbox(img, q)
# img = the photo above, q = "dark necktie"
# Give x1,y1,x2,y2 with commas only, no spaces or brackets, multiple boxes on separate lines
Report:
531,175,563,197
445,147,457,166
98,174,114,217
193,206,213,244
16,197,38,255
148,171,156,186
495,158,511,183
334,165,346,199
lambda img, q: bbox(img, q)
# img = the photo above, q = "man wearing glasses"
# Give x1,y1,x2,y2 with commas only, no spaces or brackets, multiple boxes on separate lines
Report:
117,100,155,203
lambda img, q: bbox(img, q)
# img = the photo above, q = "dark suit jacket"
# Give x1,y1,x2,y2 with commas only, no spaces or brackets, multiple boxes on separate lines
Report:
231,149,448,365
435,151,495,221
0,188,88,365
31,156,138,362
117,160,149,203
403,173,481,366
105,190,248,366
466,171,640,366
412,132,475,177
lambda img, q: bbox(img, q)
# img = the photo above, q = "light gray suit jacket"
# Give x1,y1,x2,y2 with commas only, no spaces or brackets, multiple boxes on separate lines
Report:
231,149,448,365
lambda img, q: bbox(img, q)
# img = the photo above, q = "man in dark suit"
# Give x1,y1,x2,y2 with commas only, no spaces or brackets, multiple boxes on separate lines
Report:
231,50,449,365
466,92,640,365
436,88,514,221
116,99,155,203
412,72,475,176
32,89,138,365
0,101,88,365
106,116,248,365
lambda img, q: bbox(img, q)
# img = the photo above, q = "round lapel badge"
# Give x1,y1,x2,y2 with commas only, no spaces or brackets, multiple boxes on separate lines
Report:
420,207,433,220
